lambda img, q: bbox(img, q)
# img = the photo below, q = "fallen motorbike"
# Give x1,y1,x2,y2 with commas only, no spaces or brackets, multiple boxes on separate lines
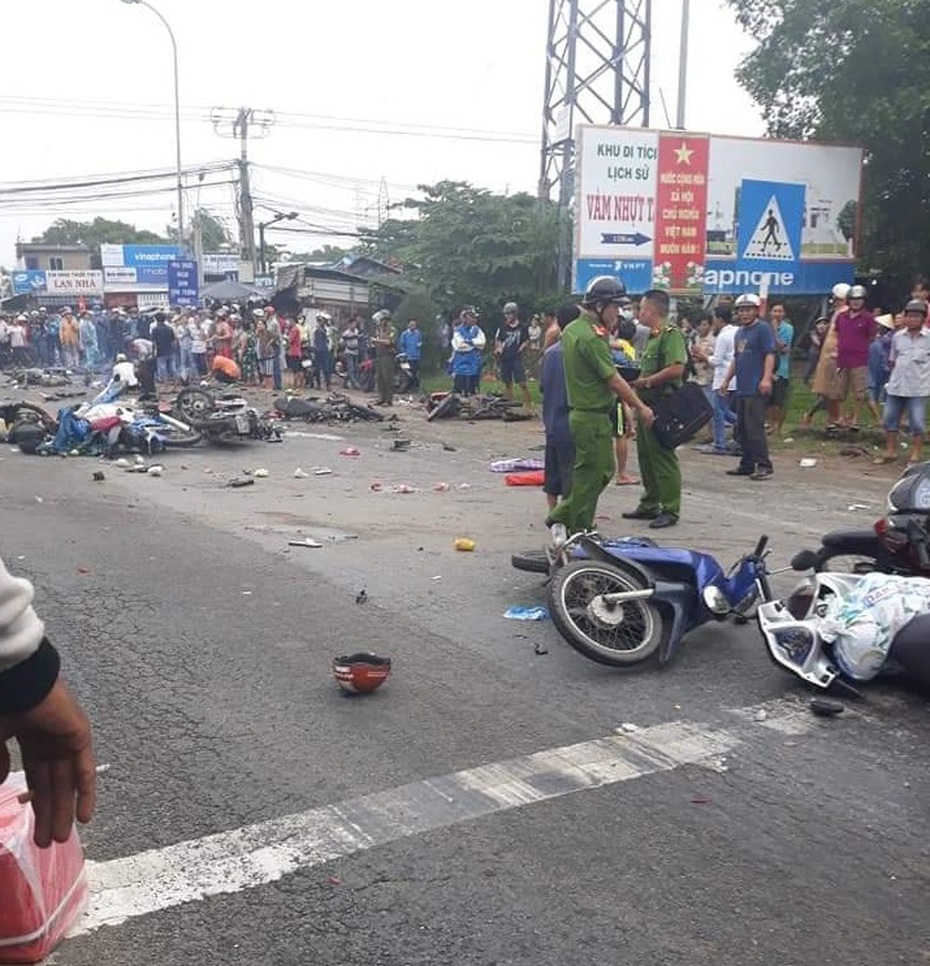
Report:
794,460,930,575
758,559,930,695
174,386,280,444
512,532,774,667
0,399,59,441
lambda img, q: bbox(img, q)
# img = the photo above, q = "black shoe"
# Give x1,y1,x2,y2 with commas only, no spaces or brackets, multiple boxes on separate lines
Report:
750,468,773,481
648,512,679,529
726,468,754,477
622,508,659,520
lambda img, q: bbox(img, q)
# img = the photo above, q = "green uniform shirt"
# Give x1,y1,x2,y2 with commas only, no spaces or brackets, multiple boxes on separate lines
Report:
560,314,617,411
639,325,687,402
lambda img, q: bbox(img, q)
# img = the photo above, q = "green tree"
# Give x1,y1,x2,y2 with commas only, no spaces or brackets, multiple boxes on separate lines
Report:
32,218,168,268
362,181,563,321
284,244,351,265
173,209,234,252
726,0,930,293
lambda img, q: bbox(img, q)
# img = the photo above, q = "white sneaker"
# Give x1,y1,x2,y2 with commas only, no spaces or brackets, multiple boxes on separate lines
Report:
549,523,568,547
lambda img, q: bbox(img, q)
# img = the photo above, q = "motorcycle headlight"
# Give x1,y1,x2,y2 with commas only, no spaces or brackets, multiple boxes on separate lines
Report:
771,627,815,664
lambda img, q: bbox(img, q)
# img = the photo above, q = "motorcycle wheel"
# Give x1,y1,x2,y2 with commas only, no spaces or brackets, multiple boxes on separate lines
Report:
813,550,879,575
548,560,667,666
174,386,216,424
427,393,462,422
156,420,203,448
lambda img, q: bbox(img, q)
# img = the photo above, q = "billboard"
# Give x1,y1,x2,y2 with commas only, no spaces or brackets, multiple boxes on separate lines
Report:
166,260,199,307
100,243,182,286
45,271,105,297
11,270,48,295
575,126,863,296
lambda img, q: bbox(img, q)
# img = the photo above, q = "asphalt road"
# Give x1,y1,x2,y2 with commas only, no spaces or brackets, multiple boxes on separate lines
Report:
1,409,927,966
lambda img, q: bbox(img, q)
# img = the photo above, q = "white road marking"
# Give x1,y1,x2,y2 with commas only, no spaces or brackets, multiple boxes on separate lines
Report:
72,701,809,937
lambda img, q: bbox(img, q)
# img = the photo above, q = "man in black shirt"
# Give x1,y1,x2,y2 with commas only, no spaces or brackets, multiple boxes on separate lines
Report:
494,301,533,409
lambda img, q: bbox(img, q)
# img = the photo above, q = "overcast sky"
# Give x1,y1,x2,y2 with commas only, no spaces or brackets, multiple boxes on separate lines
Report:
1,0,762,266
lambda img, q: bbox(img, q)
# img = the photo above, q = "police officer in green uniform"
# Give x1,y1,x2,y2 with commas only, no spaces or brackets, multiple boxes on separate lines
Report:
624,289,687,529
545,277,655,543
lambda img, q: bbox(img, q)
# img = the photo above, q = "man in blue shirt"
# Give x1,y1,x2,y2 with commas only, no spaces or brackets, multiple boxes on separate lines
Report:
767,301,794,436
539,304,579,511
720,293,776,480
397,319,423,389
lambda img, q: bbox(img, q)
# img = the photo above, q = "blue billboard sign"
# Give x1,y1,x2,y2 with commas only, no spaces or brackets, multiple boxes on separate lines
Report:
574,258,652,296
11,270,48,295
166,260,199,306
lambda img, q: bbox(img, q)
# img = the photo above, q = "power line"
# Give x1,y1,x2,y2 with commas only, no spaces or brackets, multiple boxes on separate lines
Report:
0,162,235,197
0,95,538,144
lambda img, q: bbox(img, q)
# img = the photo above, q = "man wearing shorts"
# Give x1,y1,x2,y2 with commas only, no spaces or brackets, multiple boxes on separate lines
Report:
877,300,930,465
494,302,533,409
834,284,876,429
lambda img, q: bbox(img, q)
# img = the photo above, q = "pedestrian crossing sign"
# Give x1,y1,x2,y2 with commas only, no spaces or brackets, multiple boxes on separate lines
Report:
736,179,805,270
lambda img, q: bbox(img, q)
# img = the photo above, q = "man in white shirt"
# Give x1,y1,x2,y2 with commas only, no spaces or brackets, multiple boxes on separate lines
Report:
111,352,139,389
708,303,739,453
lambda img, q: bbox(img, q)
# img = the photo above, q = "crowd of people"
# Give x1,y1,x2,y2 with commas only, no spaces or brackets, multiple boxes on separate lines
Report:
0,304,429,406
537,274,930,545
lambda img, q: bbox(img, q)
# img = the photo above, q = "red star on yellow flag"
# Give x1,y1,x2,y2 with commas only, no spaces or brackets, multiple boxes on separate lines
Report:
674,142,694,165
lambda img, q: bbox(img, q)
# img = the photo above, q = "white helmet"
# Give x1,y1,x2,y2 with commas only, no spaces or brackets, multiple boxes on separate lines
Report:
831,283,851,300
734,293,761,309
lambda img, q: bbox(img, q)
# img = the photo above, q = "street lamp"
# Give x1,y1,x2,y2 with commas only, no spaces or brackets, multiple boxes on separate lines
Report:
120,0,184,249
258,212,298,275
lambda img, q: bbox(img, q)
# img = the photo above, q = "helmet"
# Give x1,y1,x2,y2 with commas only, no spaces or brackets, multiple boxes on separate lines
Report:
831,283,851,300
116,353,128,363
904,299,928,316
582,276,628,307
848,284,867,300
503,302,519,315
332,652,392,695
734,293,761,309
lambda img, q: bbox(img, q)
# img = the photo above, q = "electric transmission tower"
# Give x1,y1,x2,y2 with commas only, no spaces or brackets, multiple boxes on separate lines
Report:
539,0,652,287
212,107,275,274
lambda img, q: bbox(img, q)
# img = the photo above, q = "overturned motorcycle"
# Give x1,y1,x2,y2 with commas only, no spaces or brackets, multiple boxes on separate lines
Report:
512,532,773,667
174,386,281,444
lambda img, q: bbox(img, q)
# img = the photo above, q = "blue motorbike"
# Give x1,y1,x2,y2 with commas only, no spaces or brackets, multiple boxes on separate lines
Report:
512,533,774,667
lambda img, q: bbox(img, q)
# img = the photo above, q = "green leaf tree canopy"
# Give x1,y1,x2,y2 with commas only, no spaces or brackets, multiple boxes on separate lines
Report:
32,217,167,268
726,0,930,292
363,181,563,321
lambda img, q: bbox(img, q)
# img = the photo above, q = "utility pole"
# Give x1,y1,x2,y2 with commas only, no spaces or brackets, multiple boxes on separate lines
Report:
211,107,275,278
676,0,690,130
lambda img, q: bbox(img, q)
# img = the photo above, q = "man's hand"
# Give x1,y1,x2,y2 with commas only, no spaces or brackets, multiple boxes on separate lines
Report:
717,383,730,396
0,680,95,847
759,378,773,396
638,404,655,428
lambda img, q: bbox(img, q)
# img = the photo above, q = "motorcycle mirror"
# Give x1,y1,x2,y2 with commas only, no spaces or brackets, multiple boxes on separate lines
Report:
702,586,730,616
790,550,819,572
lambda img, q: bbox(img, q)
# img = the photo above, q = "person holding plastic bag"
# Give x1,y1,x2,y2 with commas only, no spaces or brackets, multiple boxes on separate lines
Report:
0,555,95,847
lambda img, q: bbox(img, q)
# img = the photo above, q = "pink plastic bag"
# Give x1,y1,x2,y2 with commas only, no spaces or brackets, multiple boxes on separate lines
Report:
0,773,87,964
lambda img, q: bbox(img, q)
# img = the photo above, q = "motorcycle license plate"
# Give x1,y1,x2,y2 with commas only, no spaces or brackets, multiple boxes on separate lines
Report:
235,414,251,434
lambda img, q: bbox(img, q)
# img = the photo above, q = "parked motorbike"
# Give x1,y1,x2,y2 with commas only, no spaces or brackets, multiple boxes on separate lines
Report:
512,532,774,667
758,564,930,695
794,460,930,575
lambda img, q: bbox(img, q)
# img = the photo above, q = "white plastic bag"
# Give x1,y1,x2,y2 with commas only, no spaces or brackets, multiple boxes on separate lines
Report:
818,574,930,680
